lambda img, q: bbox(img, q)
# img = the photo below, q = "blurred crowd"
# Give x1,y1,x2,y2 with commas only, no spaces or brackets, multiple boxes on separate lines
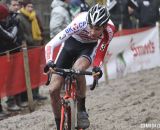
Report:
0,0,160,120
107,0,160,29
0,0,47,120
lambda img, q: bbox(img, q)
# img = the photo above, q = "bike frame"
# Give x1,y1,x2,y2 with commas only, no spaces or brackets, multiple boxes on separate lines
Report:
60,75,80,130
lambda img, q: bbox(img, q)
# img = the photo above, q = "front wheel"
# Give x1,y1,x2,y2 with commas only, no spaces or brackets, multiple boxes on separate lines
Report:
69,99,85,130
60,98,76,130
69,99,76,130
60,105,71,130
60,99,85,130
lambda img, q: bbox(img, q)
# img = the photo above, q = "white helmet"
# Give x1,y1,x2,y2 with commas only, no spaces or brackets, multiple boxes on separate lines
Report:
87,4,110,27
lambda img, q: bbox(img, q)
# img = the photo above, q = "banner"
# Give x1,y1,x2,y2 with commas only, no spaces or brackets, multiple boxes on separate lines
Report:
0,47,47,98
106,25,160,79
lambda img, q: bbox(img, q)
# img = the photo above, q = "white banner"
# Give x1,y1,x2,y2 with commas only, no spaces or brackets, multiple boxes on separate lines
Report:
107,25,160,79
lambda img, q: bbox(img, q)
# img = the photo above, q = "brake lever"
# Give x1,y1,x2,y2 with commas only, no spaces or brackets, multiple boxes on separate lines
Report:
90,78,98,90
45,72,52,86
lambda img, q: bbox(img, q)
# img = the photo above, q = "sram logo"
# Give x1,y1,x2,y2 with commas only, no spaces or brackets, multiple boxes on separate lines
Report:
65,21,86,33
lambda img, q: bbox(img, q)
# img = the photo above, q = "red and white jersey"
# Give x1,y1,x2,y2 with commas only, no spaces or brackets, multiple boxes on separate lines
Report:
45,12,116,67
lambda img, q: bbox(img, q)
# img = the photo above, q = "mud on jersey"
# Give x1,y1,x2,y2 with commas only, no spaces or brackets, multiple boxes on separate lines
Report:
45,12,116,67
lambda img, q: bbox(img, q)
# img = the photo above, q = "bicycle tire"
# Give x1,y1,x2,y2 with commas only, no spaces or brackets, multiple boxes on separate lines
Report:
60,100,87,130
60,105,71,130
68,98,77,130
68,99,84,130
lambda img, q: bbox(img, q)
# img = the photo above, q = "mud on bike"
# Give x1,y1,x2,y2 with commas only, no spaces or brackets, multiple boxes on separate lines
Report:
46,67,99,130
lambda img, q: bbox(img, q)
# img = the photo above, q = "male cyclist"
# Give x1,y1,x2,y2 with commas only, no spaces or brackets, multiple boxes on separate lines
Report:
44,4,116,130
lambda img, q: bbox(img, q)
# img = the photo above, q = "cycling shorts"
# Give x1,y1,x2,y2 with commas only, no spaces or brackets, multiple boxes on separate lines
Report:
55,36,97,69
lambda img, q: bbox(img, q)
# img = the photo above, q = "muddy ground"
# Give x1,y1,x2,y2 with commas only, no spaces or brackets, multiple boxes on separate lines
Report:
0,67,160,130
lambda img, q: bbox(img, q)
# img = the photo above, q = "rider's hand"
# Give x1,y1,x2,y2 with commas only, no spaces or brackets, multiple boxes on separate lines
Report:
44,60,56,73
92,66,103,79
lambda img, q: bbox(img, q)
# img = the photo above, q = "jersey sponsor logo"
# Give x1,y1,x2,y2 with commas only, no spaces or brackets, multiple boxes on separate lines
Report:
65,21,87,34
100,43,106,51
59,34,66,40
79,21,87,28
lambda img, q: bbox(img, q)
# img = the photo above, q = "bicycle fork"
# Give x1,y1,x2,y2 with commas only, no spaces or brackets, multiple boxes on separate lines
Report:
60,98,70,130
60,97,82,130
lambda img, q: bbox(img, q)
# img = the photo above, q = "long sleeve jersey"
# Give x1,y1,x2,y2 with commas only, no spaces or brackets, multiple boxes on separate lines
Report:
45,12,116,67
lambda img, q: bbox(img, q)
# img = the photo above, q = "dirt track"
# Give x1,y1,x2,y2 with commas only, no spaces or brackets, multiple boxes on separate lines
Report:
0,67,160,130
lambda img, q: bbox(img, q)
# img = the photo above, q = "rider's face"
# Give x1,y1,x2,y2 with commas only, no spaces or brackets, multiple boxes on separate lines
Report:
88,25,104,39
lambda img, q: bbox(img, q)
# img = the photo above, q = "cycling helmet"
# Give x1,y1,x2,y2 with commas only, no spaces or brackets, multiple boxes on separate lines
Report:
87,4,110,27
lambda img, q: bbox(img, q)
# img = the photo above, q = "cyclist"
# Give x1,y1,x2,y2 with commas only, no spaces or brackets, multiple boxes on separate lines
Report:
44,4,116,130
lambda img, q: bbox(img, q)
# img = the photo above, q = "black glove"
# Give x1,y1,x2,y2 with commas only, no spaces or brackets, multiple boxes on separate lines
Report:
92,66,103,79
44,60,56,73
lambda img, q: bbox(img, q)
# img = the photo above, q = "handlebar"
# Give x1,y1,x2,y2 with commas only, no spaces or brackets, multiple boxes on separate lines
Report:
45,67,99,90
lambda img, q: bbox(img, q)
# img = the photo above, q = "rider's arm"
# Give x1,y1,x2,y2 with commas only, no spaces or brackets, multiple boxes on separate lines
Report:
45,30,69,63
45,15,83,63
93,20,116,67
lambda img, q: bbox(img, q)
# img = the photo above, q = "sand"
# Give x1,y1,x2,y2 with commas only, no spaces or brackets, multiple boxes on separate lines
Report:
0,67,160,130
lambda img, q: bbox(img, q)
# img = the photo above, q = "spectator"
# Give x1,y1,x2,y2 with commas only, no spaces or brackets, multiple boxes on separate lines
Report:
17,0,47,102
5,0,27,112
17,0,43,46
70,0,90,18
0,2,19,54
79,0,90,12
135,0,160,28
9,0,20,13
50,0,72,38
0,3,12,120
107,0,138,29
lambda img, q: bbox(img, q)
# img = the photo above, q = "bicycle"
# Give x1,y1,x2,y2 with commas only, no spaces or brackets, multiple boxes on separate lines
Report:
46,67,99,130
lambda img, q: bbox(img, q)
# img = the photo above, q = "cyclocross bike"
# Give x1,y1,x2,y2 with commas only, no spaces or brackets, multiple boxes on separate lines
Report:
46,67,99,130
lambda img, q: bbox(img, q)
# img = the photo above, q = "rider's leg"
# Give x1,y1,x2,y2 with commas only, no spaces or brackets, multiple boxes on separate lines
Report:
76,76,87,112
73,56,90,98
49,74,64,130
73,56,91,128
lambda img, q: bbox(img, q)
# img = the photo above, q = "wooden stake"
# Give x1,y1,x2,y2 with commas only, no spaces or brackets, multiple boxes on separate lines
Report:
22,41,35,112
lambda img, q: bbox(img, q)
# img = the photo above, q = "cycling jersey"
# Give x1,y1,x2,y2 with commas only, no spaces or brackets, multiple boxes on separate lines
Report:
45,12,116,67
